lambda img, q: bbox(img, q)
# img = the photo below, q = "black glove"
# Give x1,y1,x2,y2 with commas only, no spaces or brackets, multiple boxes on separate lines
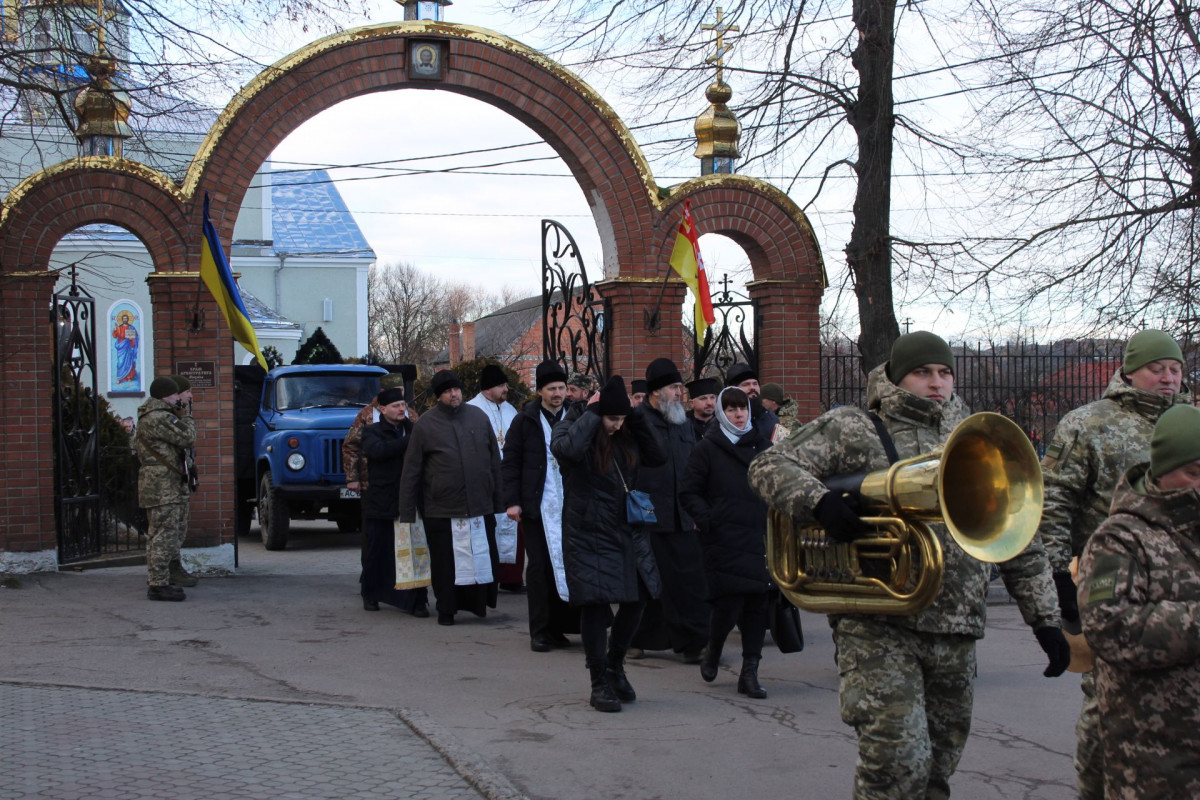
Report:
1035,626,1071,678
813,491,868,544
1053,571,1080,632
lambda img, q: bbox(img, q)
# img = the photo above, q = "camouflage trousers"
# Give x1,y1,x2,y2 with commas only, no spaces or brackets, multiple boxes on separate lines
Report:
146,502,187,586
1075,670,1103,800
834,618,977,800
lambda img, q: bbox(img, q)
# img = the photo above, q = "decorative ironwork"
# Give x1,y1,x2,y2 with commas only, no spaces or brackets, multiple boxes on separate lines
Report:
693,274,759,379
542,219,608,382
52,266,102,564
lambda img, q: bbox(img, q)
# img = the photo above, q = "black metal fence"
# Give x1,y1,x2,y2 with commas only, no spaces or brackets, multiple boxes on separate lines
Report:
97,445,146,556
820,339,1197,456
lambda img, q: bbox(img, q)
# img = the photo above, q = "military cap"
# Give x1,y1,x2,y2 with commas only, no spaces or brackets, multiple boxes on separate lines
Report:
567,372,593,389
887,331,955,383
150,376,179,400
761,383,786,404
1123,330,1184,375
1150,405,1200,480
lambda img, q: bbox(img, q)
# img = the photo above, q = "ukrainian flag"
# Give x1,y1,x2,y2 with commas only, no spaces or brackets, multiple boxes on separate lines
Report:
200,193,268,370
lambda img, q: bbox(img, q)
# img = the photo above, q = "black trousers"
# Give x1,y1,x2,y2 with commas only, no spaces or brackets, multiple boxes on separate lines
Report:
631,529,709,652
524,517,579,638
580,601,647,669
361,517,428,612
709,591,770,659
424,516,499,618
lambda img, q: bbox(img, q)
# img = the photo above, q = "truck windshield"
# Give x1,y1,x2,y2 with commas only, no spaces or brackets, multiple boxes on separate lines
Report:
275,374,380,410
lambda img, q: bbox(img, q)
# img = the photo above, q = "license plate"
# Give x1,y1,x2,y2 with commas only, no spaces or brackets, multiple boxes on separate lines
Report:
339,488,360,499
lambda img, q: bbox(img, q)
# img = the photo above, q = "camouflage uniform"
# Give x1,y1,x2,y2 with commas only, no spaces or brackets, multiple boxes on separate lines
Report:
1038,370,1191,799
773,397,803,438
135,397,196,587
748,364,1060,800
1077,464,1200,800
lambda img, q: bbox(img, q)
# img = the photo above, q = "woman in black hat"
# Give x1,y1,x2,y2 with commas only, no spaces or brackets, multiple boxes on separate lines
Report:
550,376,668,712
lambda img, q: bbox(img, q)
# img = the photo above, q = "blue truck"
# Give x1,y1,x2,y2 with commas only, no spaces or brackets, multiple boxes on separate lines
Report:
234,364,392,550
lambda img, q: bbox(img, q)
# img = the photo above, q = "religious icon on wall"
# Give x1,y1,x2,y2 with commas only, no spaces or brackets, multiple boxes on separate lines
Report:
108,301,144,395
410,41,444,80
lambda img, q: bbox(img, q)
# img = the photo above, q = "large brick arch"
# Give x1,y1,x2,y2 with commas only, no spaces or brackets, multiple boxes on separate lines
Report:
0,20,825,562
184,21,660,276
0,160,188,272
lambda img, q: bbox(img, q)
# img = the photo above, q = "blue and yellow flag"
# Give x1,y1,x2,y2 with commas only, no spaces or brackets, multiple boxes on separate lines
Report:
200,193,267,370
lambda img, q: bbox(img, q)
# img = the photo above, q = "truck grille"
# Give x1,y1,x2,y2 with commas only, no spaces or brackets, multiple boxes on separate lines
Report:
323,437,345,477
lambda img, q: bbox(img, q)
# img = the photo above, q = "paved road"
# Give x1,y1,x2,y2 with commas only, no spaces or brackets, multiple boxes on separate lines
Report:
1,523,1081,799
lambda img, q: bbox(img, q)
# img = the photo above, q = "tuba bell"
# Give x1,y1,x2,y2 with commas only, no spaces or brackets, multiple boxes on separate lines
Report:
767,412,1043,616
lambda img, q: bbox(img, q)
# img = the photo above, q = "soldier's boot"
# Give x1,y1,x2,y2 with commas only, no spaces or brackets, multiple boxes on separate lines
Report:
605,650,636,702
588,665,621,713
737,657,767,699
168,559,198,587
147,585,186,602
700,633,727,683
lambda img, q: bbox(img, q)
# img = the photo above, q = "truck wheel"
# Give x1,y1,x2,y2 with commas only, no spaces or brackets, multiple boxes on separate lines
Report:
258,473,290,551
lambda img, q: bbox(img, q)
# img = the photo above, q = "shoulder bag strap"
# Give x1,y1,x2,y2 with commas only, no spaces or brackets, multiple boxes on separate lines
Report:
867,412,900,466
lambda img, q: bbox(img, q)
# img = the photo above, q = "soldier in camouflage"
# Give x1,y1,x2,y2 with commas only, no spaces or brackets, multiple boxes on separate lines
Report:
748,331,1067,800
1077,404,1200,800
167,374,199,587
135,376,197,602
1037,329,1190,800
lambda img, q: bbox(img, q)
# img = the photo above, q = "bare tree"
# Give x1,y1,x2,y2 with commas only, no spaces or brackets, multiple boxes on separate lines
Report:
956,0,1200,338
368,262,511,365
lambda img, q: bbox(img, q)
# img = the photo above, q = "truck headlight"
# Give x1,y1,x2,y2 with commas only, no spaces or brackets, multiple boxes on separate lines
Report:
286,453,306,471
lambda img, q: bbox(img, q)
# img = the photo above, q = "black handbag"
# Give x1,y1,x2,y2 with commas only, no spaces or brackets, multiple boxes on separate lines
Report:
615,460,656,526
770,588,804,654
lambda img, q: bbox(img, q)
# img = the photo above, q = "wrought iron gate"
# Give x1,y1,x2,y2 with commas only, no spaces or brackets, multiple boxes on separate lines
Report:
541,219,608,381
693,274,759,379
52,268,102,564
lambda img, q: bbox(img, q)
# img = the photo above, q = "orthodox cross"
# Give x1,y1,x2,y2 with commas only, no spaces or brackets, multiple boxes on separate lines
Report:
701,7,739,83
86,0,117,55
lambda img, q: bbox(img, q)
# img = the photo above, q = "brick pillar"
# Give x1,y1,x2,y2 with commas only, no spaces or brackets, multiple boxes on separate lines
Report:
461,322,476,361
448,320,461,365
598,277,689,384
748,278,823,420
146,273,235,549
0,272,59,554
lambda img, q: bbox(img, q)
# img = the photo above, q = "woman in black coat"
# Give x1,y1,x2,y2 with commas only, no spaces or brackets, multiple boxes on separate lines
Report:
679,387,772,698
359,387,429,616
550,376,667,712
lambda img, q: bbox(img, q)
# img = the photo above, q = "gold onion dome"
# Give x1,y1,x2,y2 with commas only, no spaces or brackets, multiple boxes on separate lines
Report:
693,79,740,162
74,54,132,144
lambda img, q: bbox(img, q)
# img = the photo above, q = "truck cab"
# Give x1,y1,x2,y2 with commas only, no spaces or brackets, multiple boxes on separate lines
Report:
235,364,387,550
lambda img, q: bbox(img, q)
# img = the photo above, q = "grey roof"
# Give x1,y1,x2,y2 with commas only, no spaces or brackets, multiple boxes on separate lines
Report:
240,287,302,331
433,294,543,363
271,169,375,258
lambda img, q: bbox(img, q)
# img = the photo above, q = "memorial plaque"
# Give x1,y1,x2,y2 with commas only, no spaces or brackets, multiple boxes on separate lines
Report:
175,361,216,389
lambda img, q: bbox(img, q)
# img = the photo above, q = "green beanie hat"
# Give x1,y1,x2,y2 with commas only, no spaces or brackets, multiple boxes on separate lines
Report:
150,376,178,400
1123,329,1183,375
1150,405,1200,480
887,331,955,384
169,374,191,392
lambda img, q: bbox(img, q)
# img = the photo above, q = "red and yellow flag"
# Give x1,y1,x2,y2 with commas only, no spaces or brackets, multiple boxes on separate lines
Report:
669,200,715,343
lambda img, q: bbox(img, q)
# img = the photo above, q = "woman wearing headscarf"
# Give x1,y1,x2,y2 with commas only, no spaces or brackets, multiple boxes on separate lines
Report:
550,376,667,712
680,387,773,697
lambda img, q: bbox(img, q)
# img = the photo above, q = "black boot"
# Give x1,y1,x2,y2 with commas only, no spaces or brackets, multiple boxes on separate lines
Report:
588,665,621,712
700,635,726,683
605,651,636,702
737,657,767,699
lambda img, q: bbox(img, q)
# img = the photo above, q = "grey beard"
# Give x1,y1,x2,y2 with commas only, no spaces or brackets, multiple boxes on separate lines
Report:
661,398,687,426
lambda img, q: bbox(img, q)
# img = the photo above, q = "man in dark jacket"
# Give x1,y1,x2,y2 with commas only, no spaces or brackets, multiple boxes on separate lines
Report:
360,386,429,616
685,377,718,441
398,369,504,625
630,358,709,662
503,360,579,652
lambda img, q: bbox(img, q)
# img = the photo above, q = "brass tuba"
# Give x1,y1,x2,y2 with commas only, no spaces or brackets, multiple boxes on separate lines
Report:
767,412,1043,616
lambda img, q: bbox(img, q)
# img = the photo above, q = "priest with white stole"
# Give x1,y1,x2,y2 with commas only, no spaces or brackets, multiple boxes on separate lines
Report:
467,363,523,590
502,360,580,652
399,369,504,626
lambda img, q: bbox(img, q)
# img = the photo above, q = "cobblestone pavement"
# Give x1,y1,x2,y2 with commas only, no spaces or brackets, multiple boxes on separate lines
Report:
0,682,485,800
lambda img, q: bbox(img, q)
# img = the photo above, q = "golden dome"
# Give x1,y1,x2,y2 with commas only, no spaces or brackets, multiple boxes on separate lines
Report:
693,79,740,163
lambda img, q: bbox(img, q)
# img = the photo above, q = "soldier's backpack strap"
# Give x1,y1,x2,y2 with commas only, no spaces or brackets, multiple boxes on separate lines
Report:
142,440,186,477
867,412,900,465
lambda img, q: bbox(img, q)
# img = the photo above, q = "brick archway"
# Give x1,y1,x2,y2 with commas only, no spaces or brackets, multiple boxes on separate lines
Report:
0,21,824,564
